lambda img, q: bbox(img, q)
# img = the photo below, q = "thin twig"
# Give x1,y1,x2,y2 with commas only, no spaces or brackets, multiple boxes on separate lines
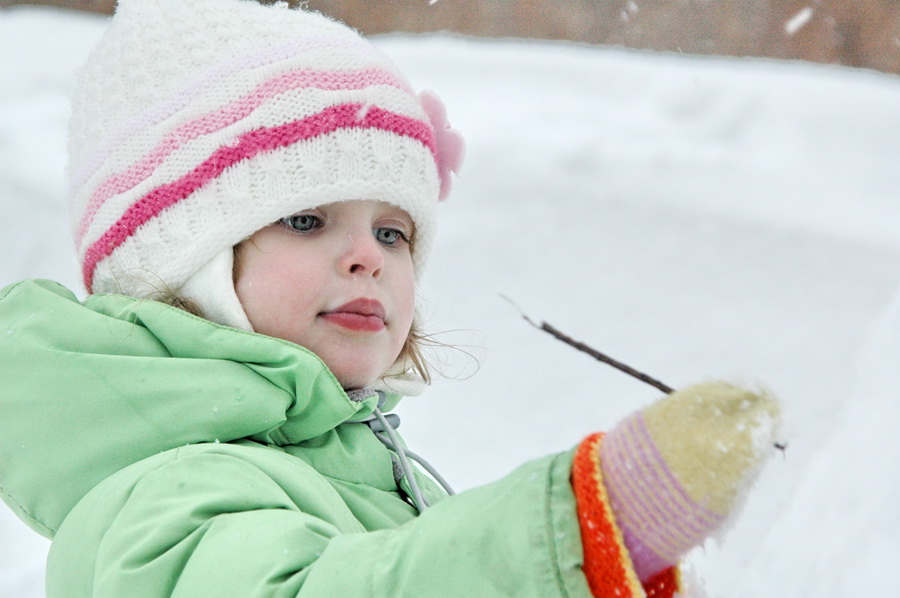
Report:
500,296,790,454
500,295,674,394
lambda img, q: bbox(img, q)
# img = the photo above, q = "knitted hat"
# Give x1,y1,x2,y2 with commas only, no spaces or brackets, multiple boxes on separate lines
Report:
68,0,463,329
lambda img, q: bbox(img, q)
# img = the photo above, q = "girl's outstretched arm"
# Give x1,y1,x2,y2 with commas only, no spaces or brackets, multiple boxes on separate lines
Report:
47,440,589,598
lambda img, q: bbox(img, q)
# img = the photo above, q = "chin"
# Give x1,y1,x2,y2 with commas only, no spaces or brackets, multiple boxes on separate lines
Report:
332,369,380,392
323,352,395,392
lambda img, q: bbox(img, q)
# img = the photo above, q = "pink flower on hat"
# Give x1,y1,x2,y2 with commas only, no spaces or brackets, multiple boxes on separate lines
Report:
419,90,464,201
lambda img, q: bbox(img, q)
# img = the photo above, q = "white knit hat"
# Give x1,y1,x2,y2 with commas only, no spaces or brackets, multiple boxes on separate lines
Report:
68,0,463,330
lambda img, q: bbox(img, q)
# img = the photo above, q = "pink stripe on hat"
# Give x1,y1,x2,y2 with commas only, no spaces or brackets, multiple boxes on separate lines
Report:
81,103,437,291
69,33,384,195
75,67,413,246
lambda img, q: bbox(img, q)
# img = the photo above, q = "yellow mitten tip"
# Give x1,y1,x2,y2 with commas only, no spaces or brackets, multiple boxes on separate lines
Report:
640,380,782,515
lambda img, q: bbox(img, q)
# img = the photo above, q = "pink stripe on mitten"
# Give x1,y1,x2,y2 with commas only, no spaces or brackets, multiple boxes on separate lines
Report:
599,381,780,582
601,412,724,580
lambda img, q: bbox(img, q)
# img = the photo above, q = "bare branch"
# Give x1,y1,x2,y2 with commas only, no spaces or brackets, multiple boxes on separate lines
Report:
500,295,675,395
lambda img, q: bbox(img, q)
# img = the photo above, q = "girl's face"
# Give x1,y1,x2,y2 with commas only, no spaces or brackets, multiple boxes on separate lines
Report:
234,200,416,390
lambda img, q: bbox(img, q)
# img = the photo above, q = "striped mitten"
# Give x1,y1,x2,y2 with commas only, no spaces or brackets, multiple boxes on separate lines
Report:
599,381,780,582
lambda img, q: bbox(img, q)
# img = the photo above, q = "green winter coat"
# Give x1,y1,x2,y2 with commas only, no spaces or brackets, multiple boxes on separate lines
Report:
0,279,591,597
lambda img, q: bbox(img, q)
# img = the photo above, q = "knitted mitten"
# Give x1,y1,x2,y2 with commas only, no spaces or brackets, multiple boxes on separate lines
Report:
599,381,781,582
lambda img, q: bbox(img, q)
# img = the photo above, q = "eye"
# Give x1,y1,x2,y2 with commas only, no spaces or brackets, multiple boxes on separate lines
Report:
374,227,410,247
281,213,323,234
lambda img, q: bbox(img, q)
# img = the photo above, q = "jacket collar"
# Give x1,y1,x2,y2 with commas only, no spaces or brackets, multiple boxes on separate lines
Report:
0,279,405,535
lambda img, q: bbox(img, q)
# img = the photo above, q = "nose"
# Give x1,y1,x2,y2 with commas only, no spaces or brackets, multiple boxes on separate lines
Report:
339,230,384,278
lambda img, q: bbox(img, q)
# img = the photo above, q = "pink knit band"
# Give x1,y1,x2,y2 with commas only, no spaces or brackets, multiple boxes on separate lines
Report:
75,67,413,245
69,33,383,195
81,103,437,291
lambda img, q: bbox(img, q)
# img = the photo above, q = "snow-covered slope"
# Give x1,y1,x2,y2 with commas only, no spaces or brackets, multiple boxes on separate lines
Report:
2,7,898,597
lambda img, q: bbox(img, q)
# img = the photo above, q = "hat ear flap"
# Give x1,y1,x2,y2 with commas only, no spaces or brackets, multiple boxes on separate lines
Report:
179,247,253,330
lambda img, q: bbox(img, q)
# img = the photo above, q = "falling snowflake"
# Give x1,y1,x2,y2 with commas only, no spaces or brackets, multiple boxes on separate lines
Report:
785,7,814,36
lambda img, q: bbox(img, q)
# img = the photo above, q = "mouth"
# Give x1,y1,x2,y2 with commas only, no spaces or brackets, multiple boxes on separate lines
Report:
320,298,386,332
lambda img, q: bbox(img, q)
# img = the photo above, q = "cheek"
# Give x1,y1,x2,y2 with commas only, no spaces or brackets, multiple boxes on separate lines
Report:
394,267,417,332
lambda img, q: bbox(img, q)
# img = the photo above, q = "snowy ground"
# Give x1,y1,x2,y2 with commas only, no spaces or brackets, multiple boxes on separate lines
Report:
2,7,899,597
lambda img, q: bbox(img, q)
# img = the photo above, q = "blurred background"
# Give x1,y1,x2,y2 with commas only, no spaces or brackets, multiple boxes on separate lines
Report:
1,2,899,596
2,0,900,75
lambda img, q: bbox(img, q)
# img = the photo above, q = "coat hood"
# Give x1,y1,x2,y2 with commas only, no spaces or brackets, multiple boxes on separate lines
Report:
0,279,399,537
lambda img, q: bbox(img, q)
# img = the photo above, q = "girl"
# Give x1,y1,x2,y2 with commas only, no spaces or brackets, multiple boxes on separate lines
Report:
0,1,780,596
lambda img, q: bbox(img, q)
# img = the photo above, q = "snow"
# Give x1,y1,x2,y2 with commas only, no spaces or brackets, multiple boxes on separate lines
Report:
2,6,899,597
785,7,814,36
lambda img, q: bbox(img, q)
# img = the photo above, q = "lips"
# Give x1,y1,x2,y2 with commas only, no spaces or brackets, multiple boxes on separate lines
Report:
321,298,386,332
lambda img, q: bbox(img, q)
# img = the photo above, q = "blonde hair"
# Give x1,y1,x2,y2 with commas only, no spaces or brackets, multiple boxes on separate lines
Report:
400,314,432,385
157,293,205,319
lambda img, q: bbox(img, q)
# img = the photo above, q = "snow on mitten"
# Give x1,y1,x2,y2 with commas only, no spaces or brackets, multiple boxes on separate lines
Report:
601,381,780,582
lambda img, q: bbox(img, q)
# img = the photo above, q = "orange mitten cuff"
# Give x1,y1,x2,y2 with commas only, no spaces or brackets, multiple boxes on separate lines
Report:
572,433,681,598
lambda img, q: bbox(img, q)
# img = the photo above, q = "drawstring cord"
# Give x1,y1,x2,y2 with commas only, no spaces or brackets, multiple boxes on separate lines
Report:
350,390,455,513
370,407,430,512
